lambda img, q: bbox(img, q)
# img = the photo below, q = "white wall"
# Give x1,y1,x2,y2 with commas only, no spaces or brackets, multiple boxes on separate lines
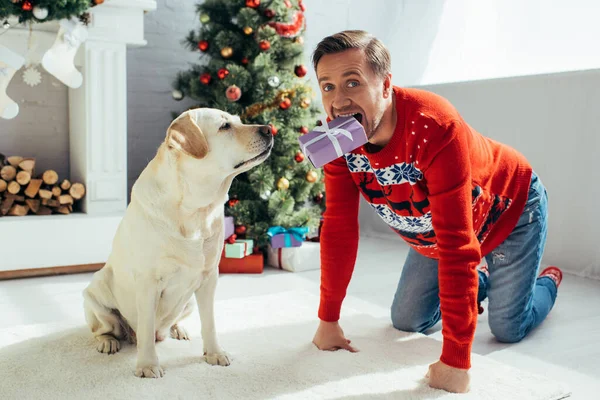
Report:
386,0,600,86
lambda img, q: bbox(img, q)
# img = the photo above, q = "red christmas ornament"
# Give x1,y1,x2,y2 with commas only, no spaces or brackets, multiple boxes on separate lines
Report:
21,1,33,11
226,85,242,102
294,64,307,78
299,0,306,11
226,234,237,244
198,40,209,52
259,40,271,51
235,225,247,235
294,151,305,163
269,124,278,135
200,73,211,85
228,198,239,207
264,9,275,18
246,0,260,8
299,126,309,134
279,98,292,110
217,68,229,79
314,193,324,203
284,0,292,8
241,57,249,65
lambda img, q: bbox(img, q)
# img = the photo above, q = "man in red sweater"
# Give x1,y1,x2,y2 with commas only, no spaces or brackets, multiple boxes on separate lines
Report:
310,30,562,393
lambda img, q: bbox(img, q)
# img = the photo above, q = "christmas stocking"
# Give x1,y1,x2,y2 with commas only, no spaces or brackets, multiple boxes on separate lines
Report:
0,46,25,120
42,18,88,89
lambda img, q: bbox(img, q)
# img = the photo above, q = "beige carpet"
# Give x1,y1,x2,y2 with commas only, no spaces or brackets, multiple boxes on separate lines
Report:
0,290,570,399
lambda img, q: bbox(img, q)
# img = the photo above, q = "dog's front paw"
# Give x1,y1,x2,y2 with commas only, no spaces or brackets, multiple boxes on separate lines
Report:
170,324,190,341
135,363,165,378
204,350,231,366
96,335,120,354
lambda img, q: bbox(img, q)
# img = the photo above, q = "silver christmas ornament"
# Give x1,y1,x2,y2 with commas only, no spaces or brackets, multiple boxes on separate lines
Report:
33,7,49,20
172,89,183,101
267,76,280,87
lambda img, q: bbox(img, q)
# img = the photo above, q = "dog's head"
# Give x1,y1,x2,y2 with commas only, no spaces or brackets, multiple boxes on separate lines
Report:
165,108,273,175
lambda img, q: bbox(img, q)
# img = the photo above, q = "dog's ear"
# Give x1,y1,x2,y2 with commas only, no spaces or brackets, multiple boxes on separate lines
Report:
166,113,209,159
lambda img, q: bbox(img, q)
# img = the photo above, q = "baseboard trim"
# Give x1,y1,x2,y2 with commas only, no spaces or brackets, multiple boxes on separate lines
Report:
0,263,104,281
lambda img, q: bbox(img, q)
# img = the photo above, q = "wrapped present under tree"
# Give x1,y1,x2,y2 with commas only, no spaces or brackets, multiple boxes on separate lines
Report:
267,226,309,248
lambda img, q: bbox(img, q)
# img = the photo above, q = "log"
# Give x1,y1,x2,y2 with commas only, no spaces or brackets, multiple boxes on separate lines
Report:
60,179,71,191
0,165,16,181
69,183,86,200
52,186,62,198
7,181,21,195
1,195,15,215
7,156,23,167
45,198,60,208
18,158,35,173
42,170,59,185
0,153,5,166
14,195,25,203
7,204,29,216
24,179,43,198
16,170,31,186
0,179,6,193
25,199,40,213
38,189,53,200
59,194,74,205
56,205,71,215
35,206,53,216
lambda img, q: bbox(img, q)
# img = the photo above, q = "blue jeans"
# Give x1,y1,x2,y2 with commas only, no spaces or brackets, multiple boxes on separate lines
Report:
390,171,558,343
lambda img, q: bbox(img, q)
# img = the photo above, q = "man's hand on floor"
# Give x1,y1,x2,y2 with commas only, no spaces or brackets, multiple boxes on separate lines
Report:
312,320,358,352
426,360,471,393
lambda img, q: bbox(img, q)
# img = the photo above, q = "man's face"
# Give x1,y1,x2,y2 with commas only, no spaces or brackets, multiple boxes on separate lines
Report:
316,48,390,140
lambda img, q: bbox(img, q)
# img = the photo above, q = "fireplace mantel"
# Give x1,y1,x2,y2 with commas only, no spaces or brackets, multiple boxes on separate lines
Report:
0,1,157,276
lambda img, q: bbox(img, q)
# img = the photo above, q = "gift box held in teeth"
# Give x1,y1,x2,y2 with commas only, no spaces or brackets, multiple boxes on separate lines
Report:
298,116,368,168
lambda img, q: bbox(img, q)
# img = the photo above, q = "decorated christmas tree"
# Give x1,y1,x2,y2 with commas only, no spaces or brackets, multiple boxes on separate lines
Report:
172,0,325,249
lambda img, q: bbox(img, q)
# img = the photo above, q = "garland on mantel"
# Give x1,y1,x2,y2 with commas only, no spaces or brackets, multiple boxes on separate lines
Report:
0,0,104,27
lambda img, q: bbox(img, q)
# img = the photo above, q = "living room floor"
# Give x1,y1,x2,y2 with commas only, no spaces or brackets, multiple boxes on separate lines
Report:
1,236,598,398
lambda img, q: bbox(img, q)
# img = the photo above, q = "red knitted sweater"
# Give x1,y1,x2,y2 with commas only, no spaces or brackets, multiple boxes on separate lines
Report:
318,86,532,369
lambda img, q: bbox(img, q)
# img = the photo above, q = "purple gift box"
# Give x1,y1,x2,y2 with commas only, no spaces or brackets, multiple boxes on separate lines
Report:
298,116,368,168
224,216,234,239
270,233,303,248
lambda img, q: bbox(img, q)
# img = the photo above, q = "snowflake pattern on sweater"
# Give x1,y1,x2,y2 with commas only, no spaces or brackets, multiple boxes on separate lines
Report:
345,153,439,249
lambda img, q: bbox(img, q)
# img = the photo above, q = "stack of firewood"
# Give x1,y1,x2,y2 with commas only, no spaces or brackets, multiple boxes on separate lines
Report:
0,153,86,217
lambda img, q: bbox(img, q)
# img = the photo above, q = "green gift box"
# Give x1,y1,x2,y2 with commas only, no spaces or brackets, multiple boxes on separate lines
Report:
237,239,254,256
224,239,254,258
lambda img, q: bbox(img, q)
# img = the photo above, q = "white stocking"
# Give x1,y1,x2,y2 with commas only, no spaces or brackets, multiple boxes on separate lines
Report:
41,18,88,89
0,45,25,120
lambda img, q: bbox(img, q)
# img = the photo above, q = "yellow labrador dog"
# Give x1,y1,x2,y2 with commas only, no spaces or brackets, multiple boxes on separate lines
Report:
82,108,273,378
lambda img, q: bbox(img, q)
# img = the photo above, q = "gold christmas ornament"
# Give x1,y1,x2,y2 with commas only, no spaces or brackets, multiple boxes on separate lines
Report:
200,13,210,24
277,177,290,190
306,170,318,183
221,46,233,58
300,98,311,108
243,26,253,35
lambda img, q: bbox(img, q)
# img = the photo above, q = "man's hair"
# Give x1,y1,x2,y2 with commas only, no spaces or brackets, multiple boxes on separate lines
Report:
311,30,391,79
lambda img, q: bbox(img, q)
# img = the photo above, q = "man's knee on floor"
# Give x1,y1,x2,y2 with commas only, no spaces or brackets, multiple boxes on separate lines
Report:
390,309,432,333
489,320,526,343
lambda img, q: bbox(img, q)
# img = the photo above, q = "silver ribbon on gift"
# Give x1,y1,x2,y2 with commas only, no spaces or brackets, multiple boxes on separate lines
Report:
301,118,355,157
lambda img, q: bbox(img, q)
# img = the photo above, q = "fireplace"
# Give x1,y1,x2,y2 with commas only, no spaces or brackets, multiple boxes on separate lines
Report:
0,1,157,277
